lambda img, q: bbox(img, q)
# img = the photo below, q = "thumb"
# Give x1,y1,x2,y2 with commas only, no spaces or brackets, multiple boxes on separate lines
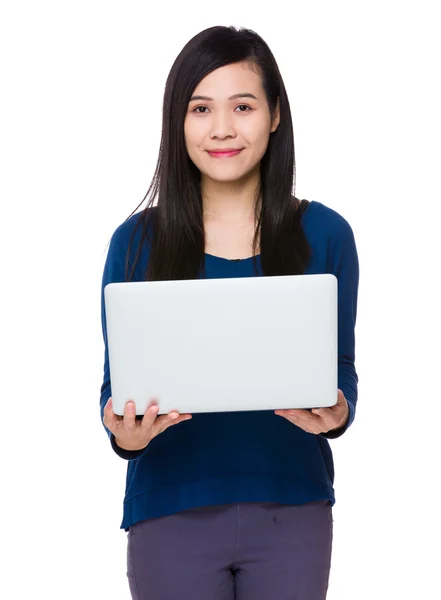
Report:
311,408,324,415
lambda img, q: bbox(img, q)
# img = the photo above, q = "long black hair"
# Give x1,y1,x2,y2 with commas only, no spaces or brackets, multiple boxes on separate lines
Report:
119,25,312,281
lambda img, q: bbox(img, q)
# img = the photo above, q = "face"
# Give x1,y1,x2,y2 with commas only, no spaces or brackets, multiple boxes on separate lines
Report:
184,61,280,185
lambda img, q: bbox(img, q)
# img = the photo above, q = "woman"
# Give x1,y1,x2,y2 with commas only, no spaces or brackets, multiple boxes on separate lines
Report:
100,25,359,600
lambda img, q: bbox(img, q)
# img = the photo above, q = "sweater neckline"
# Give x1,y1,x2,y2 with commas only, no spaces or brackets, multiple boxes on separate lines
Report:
204,200,316,263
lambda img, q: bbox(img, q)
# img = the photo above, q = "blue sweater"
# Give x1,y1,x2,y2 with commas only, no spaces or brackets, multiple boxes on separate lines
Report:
100,200,359,531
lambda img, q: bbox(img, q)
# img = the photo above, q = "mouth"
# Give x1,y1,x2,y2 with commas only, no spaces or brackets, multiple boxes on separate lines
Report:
207,149,244,158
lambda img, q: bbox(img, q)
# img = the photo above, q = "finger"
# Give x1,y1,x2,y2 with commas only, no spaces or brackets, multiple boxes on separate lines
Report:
172,413,192,422
162,410,189,426
124,401,137,430
103,397,118,429
155,411,193,435
140,403,159,433
311,408,336,431
288,410,316,424
275,409,310,419
277,409,319,429
140,404,190,436
145,403,160,420
311,408,330,417
104,396,113,416
145,406,179,425
278,414,316,434
334,389,345,407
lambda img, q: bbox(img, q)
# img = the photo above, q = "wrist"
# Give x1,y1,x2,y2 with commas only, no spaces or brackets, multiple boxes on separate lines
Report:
330,411,349,433
114,437,149,452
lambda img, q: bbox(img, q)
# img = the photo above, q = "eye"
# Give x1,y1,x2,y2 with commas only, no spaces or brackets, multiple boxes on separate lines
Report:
192,105,252,114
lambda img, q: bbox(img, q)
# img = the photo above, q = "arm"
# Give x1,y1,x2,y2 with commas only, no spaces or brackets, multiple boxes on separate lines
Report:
99,226,150,460
320,217,360,440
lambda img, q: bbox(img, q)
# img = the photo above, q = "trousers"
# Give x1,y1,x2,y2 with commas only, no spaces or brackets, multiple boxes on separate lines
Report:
127,500,333,600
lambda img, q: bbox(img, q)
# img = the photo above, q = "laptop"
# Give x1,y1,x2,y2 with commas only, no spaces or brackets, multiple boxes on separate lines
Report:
104,274,338,416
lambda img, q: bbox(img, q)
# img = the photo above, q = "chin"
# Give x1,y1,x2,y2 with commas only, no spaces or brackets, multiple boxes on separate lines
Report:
201,162,257,181
204,170,253,183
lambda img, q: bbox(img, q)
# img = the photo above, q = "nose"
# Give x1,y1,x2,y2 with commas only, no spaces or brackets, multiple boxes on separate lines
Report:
209,110,237,139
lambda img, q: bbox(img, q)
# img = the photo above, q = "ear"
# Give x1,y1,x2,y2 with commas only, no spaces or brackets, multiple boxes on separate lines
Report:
270,97,280,133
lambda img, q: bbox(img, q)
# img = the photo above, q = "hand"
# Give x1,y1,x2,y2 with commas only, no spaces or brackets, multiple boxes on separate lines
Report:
103,397,192,451
274,389,349,435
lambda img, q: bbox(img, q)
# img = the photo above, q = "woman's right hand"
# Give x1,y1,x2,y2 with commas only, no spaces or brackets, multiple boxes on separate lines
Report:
103,397,192,451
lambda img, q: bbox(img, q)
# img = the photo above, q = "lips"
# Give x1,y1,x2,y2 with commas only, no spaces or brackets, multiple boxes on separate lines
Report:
207,149,243,157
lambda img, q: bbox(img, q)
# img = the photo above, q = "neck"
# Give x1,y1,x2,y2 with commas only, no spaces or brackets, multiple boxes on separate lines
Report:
201,169,260,221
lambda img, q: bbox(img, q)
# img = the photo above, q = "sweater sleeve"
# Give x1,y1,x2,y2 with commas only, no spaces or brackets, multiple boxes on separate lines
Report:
99,226,150,460
320,217,360,440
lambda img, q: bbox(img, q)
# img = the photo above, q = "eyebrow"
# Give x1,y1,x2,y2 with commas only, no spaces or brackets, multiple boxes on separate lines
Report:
189,92,258,102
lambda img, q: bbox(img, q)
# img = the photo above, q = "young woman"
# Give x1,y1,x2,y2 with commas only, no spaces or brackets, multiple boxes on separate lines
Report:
100,25,359,600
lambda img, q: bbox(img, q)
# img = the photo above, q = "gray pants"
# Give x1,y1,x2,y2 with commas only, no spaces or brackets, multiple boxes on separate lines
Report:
127,500,333,600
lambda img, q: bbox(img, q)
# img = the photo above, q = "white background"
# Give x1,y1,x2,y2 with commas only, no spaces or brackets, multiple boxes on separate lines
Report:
1,1,440,598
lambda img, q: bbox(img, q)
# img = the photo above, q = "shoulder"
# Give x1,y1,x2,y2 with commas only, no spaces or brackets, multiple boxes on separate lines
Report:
109,206,157,248
305,201,358,275
307,200,356,245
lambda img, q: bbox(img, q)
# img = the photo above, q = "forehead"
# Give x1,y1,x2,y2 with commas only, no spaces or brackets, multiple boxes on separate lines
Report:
191,62,263,98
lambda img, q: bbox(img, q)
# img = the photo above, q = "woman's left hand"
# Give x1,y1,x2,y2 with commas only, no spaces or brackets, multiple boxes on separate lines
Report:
274,389,349,435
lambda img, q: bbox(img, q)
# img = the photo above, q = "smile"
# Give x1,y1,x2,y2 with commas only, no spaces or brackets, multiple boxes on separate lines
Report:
207,149,243,158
